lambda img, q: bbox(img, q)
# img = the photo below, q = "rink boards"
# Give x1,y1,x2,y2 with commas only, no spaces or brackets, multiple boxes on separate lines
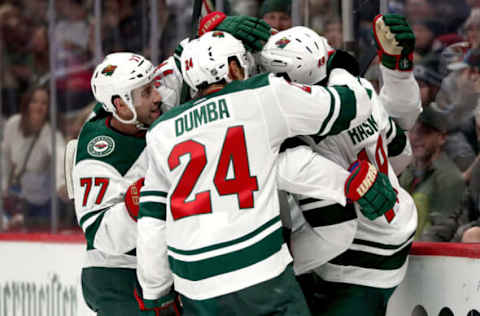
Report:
1,235,479,316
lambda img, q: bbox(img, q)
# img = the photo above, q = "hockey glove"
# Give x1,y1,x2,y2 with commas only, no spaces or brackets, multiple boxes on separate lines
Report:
373,14,415,71
198,12,272,52
124,177,144,221
135,286,182,316
345,160,397,221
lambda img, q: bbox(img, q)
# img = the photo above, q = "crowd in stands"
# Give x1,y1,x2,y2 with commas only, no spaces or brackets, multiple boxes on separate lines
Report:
1,0,480,242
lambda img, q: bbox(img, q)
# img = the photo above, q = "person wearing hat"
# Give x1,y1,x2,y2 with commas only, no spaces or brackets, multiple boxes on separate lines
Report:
260,0,292,31
400,106,466,241
413,64,442,107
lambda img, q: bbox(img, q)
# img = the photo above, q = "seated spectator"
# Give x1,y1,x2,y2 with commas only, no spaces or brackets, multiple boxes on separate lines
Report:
1,85,66,231
413,64,443,107
400,106,466,241
438,48,480,171
260,0,292,31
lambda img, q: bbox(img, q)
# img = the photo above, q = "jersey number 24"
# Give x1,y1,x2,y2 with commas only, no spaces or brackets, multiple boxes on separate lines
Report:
168,126,259,220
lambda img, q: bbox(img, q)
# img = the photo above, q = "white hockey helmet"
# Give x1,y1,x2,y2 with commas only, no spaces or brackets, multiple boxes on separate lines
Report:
91,52,155,124
260,26,334,84
181,31,250,93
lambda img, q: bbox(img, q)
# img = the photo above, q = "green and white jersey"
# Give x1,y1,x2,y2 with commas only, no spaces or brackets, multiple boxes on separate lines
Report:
73,106,147,269
137,71,372,301
292,71,419,289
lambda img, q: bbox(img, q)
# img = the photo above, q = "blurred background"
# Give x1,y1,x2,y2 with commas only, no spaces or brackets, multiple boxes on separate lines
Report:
0,0,479,245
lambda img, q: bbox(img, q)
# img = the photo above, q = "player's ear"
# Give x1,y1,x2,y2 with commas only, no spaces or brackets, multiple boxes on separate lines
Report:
113,97,134,120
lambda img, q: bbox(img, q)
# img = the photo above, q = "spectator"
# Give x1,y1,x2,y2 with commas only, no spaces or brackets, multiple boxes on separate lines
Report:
437,49,480,171
400,106,466,241
1,85,66,231
21,0,48,26
54,0,93,116
308,0,340,35
452,159,480,242
405,0,436,24
260,0,292,31
0,3,34,116
323,17,343,49
411,19,445,61
413,64,442,107
463,8,480,49
29,25,50,85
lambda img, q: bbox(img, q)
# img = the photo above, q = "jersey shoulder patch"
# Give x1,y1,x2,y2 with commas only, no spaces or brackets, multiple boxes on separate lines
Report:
76,117,146,176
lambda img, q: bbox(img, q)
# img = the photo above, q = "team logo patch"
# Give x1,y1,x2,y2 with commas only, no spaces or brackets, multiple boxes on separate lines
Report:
275,37,290,49
212,31,225,38
87,136,115,157
101,65,117,76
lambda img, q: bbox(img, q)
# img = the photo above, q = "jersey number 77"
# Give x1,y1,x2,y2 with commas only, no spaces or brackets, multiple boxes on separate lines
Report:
168,126,259,220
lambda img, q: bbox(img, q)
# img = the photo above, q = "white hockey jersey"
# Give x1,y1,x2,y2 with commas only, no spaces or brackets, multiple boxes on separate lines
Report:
72,105,146,269
291,67,420,289
137,71,373,301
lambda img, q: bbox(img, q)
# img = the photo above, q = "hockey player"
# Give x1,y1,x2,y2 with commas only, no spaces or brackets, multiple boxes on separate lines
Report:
136,30,399,315
71,52,180,316
260,15,421,316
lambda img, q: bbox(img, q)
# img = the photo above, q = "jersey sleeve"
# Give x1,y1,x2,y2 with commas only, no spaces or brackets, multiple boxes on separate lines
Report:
266,70,372,139
378,65,422,130
276,145,347,206
290,194,357,275
137,130,173,301
154,56,184,112
73,160,137,255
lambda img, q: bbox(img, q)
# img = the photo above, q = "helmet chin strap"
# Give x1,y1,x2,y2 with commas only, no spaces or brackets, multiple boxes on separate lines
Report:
112,110,147,130
112,109,138,125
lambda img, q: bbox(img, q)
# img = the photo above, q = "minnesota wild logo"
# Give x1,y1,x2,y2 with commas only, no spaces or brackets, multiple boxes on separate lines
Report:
101,65,117,76
275,37,290,49
212,31,225,38
87,136,115,157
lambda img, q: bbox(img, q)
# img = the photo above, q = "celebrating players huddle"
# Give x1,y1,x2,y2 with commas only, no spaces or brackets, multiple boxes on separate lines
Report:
65,12,421,316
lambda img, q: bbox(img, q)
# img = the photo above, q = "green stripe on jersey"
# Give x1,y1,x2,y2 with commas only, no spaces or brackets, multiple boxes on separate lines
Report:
352,231,415,250
149,73,271,129
330,242,412,270
317,89,336,136
85,211,106,250
168,216,281,255
138,202,167,220
79,208,107,228
168,227,284,281
301,202,357,227
140,191,167,197
327,86,356,136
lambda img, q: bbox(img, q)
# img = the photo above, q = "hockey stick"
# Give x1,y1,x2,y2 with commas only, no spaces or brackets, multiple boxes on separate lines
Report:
191,0,203,37
191,0,215,38
359,39,378,77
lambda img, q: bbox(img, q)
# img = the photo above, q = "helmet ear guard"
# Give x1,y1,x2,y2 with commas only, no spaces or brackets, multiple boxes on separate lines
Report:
91,52,155,125
180,31,250,92
260,26,333,85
